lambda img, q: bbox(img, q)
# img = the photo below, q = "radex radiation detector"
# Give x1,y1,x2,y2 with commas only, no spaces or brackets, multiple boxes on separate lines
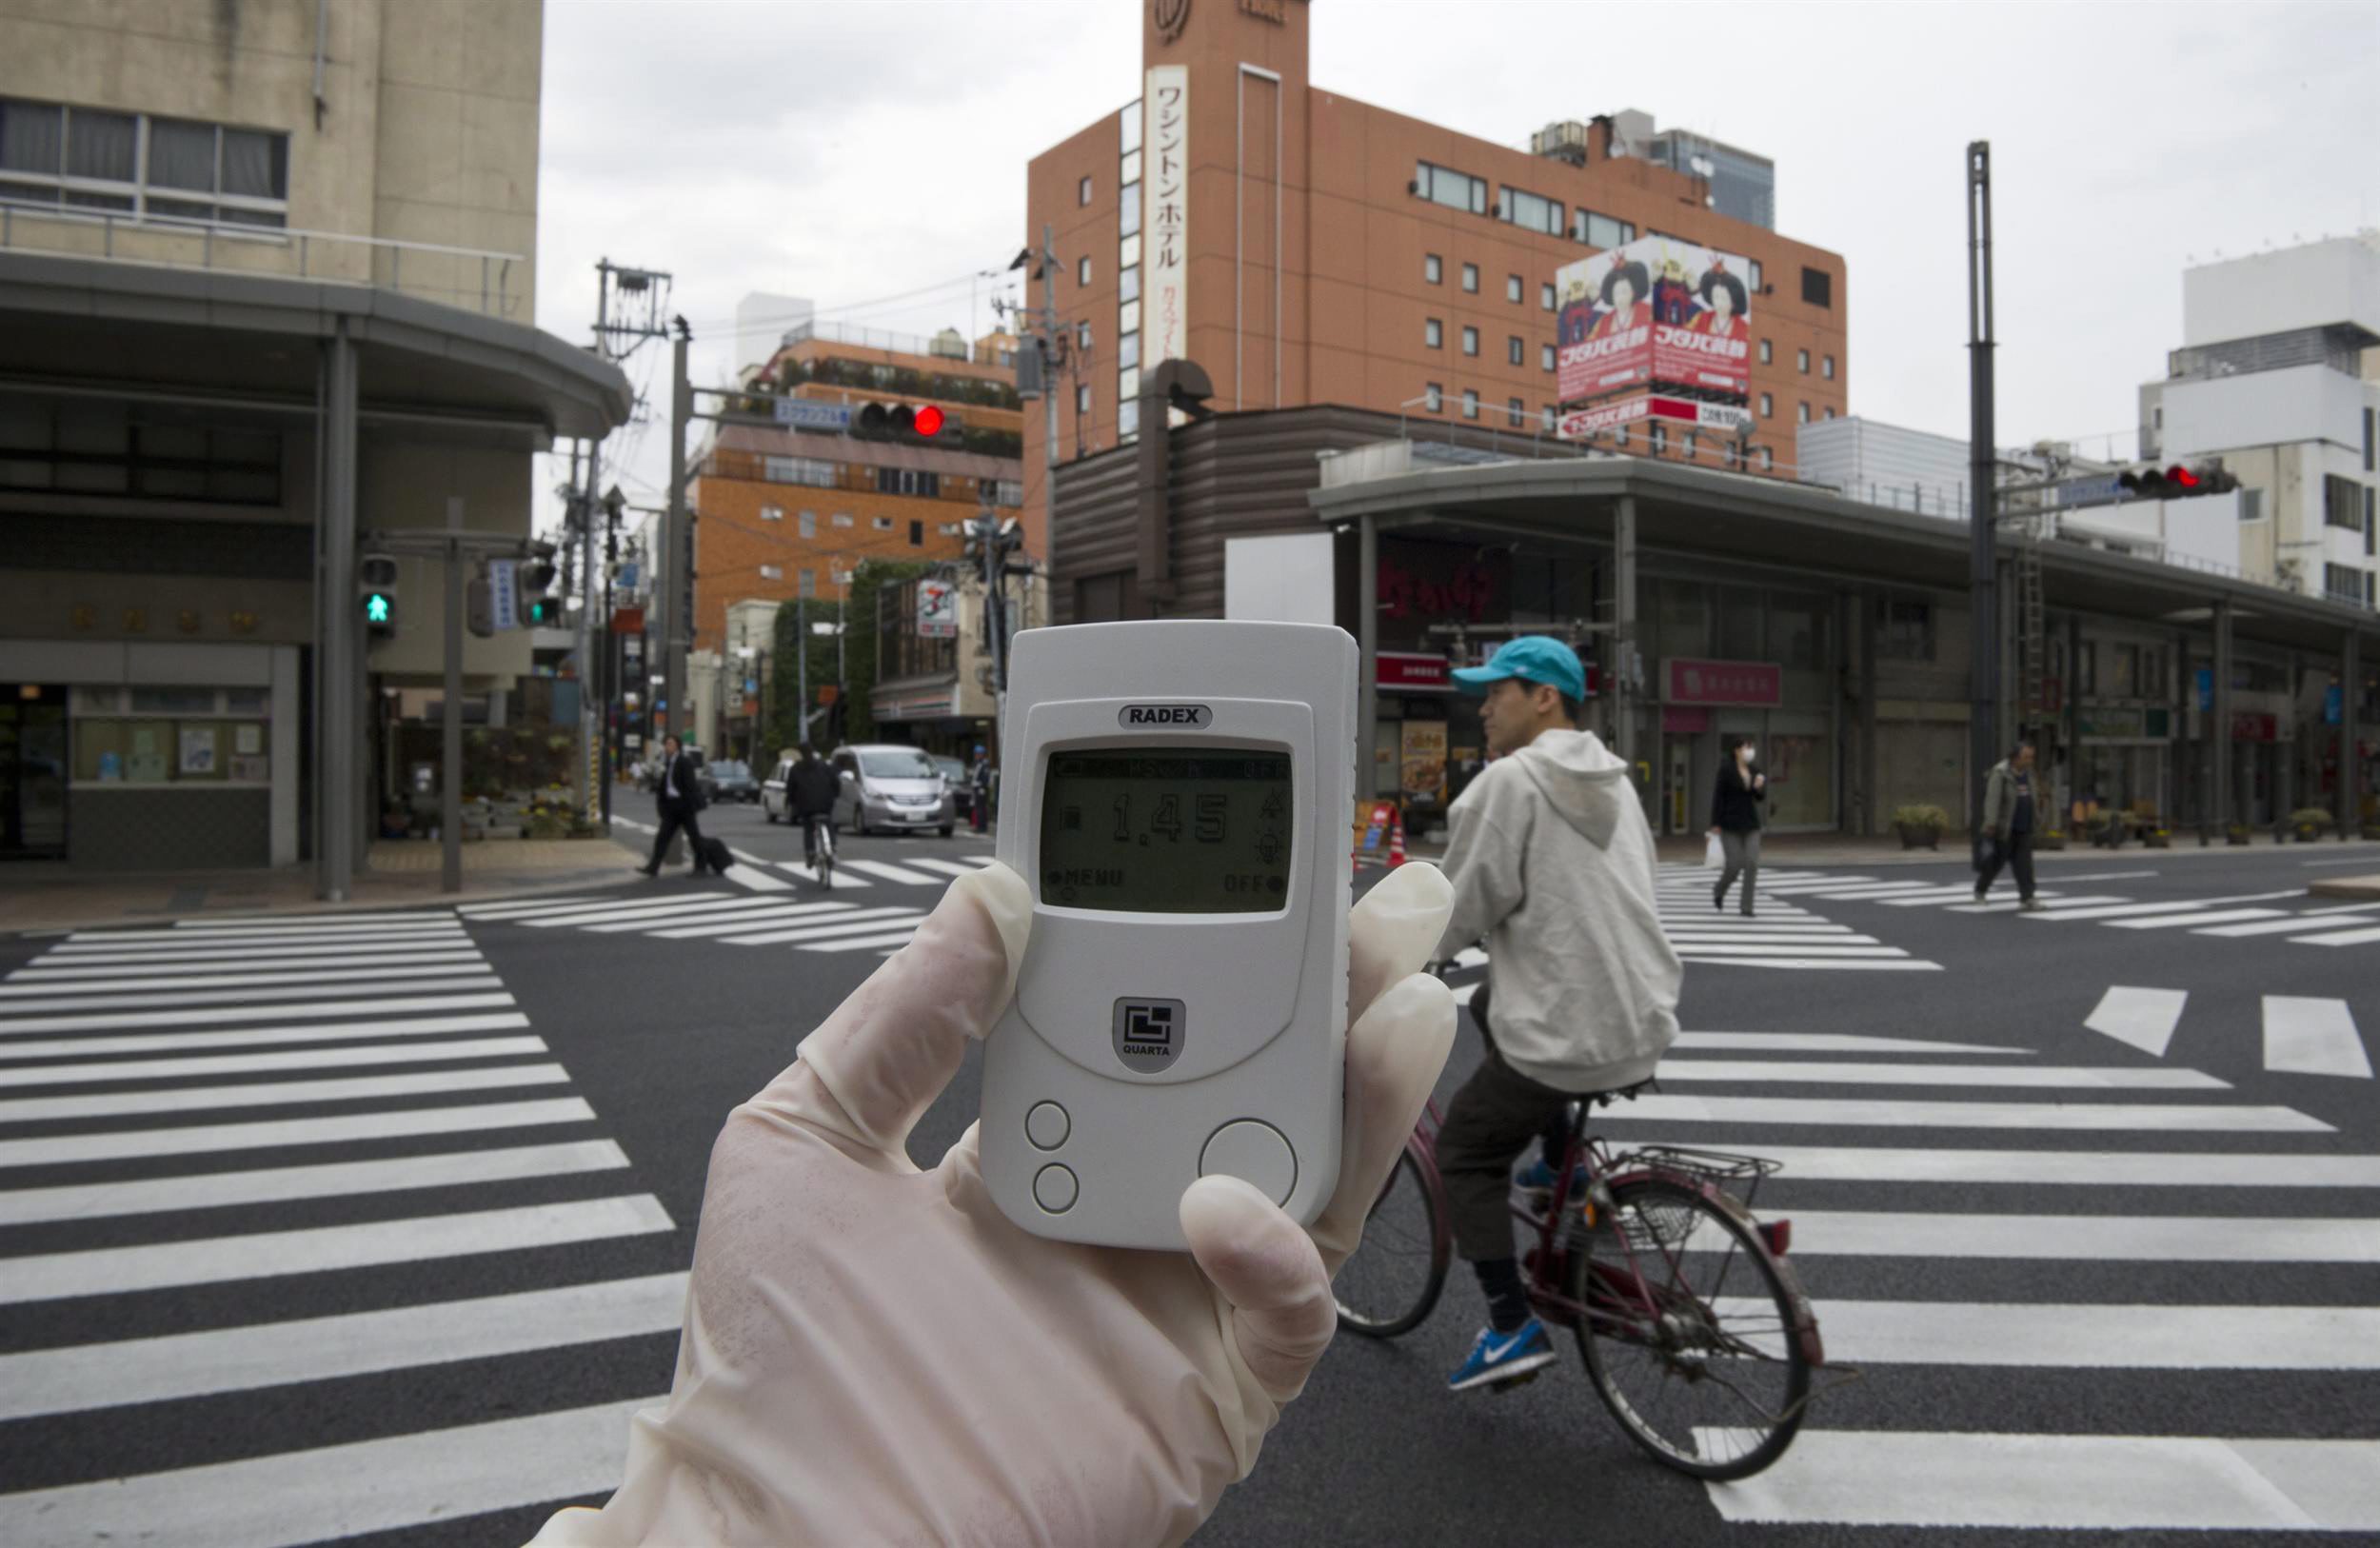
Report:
980,621,1358,1250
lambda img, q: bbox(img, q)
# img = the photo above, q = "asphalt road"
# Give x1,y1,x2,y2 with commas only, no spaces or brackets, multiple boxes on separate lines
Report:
1,817,2373,1545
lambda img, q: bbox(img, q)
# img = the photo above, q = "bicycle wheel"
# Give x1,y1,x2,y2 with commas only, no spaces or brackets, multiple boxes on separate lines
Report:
1568,1178,1809,1480
816,830,835,891
1333,1144,1448,1338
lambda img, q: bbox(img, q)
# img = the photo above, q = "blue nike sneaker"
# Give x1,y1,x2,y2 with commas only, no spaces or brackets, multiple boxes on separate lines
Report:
1447,1319,1557,1392
1514,1159,1585,1194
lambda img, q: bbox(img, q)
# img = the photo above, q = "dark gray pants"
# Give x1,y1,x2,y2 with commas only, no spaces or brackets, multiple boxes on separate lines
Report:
1977,830,2035,902
1716,828,1761,914
1438,986,1573,1263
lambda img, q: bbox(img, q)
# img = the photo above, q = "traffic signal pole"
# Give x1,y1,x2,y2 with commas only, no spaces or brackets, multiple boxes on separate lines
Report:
1967,141,1999,828
443,496,465,894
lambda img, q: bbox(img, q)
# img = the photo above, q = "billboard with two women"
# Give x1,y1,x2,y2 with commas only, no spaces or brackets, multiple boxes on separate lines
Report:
1556,235,1754,403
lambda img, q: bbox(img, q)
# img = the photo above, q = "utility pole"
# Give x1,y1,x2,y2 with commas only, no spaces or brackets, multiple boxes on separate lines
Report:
796,593,808,748
1966,141,1999,829
665,316,692,759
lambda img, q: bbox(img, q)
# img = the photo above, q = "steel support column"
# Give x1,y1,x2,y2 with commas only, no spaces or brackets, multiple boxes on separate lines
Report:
1358,513,1378,800
1614,494,1639,773
2343,628,2363,841
314,323,359,902
1861,589,1880,837
2212,599,2233,830
442,496,465,893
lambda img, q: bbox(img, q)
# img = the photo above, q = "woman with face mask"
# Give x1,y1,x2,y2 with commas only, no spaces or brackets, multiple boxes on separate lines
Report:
1707,734,1766,917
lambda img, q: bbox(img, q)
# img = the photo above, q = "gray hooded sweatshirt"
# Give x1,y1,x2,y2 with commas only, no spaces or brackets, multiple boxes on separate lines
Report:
1433,727,1681,1093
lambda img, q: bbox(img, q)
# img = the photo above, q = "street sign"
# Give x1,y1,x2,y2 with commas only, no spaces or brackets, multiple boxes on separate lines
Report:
486,560,519,631
917,578,958,638
774,398,854,432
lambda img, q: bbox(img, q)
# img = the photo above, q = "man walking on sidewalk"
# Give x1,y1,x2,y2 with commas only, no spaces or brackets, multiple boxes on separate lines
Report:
1975,740,2043,910
639,733,707,877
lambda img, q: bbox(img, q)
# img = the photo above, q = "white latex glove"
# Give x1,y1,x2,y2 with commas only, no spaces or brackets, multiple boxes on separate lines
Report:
530,860,1457,1548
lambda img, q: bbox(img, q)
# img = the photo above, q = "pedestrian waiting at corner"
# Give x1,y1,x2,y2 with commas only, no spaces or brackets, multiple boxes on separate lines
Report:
1975,740,2044,910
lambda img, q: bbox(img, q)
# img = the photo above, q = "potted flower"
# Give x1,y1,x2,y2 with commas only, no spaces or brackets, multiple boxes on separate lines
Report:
2144,825,2171,849
2035,828,2067,851
2225,823,2251,846
2363,822,2380,842
1892,804,1950,850
2290,808,2334,843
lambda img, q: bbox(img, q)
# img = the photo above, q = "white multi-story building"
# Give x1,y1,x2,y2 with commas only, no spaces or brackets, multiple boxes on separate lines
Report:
2139,233,2380,610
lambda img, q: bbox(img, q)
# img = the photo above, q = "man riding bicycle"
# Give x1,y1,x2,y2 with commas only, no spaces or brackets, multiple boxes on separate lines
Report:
1431,637,1682,1392
788,744,842,867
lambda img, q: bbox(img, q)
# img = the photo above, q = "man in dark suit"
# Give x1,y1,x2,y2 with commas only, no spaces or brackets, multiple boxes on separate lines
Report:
639,733,707,876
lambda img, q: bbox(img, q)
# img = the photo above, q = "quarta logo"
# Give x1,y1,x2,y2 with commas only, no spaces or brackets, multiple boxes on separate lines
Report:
1119,704,1213,728
1153,0,1192,46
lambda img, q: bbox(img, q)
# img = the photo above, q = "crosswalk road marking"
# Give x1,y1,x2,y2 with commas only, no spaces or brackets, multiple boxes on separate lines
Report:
1605,1092,2330,1131
0,912,683,1545
647,901,861,938
805,928,942,953
722,909,925,947
1688,1208,2378,1261
1624,1141,2380,1187
2262,996,2372,1079
2103,906,2289,930
1716,1298,2380,1368
1650,871,1942,971
1703,1431,2380,1531
2293,921,2380,946
1657,1059,2227,1089
841,856,953,886
2084,984,2188,1057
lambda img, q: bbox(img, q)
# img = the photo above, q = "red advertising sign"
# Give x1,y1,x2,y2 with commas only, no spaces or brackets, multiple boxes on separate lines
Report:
1666,657,1784,706
1558,393,1754,443
1557,236,1754,404
610,606,645,633
1377,651,1452,689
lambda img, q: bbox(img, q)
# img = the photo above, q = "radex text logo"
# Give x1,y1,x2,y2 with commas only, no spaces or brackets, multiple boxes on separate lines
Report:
1119,704,1213,728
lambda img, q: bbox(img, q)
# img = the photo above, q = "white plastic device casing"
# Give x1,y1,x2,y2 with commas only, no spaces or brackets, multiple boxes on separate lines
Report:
979,620,1357,1250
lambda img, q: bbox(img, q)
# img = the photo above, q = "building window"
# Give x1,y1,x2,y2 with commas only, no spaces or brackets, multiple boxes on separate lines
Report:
1796,347,1810,374
832,511,854,527
1120,180,1140,237
1649,422,1668,455
1506,273,1523,304
1507,396,1525,427
995,479,1023,506
1541,405,1557,432
1822,354,1836,380
1461,263,1479,293
1424,253,1442,285
1880,600,1934,661
908,520,923,547
1078,254,1091,286
1079,174,1093,205
1823,406,1836,420
1424,383,1443,412
1758,339,1773,365
2368,488,2376,552
872,515,894,530
1460,389,1479,420
2325,563,2365,604
759,564,783,581
1802,267,1833,308
1461,326,1478,356
2240,487,2264,522
797,509,815,537
1613,426,1629,449
1757,446,1775,471
1723,439,1741,468
759,505,783,522
764,455,839,487
0,99,291,228
1508,335,1523,366
1425,318,1442,348
1077,383,1092,413
874,470,940,498
798,568,817,598
1118,396,1140,439
1497,185,1564,236
1759,392,1774,418
1748,259,1764,292
2366,407,2375,471
1540,282,1556,310
1797,402,1811,425
1540,342,1555,371
1119,330,1140,370
1682,430,1698,461
2324,474,2363,530
1415,160,1487,214
1078,320,1093,350
1574,208,1633,248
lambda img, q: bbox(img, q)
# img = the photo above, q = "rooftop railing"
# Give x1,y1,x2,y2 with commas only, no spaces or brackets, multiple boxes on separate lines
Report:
0,198,526,319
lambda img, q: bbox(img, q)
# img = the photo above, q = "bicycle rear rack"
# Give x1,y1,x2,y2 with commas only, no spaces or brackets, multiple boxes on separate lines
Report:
1619,1144,1783,1213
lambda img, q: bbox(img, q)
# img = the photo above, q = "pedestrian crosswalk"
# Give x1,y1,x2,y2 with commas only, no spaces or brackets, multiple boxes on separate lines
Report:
1746,865,2380,949
0,909,682,1545
1650,866,1941,971
2087,984,2372,1079
1577,1025,2380,1533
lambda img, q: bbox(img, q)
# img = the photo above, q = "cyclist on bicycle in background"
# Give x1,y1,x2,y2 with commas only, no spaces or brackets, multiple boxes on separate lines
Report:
789,744,842,867
1431,636,1682,1392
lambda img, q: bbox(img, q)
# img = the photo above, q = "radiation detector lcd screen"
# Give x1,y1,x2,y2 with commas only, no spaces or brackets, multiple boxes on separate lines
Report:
1038,749,1293,914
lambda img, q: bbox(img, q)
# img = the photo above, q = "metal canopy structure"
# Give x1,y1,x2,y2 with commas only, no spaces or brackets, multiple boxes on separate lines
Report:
0,249,633,899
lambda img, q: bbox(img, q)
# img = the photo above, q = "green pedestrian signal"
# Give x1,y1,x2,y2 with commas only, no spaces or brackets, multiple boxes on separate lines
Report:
364,593,392,625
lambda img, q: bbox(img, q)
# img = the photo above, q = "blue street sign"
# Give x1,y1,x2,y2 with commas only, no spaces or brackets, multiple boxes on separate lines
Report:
2326,685,2343,725
773,399,853,433
2195,666,2212,712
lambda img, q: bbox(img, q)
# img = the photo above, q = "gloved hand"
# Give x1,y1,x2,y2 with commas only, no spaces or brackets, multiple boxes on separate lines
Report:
530,860,1457,1547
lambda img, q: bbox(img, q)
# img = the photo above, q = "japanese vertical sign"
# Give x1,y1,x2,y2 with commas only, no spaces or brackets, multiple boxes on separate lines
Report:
1144,65,1188,368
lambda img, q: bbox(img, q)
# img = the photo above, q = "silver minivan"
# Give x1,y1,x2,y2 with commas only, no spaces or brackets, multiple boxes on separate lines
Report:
832,744,956,836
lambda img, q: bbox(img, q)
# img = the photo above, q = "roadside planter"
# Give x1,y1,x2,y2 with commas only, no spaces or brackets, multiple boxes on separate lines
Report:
2035,829,2067,851
2144,827,2172,849
1892,804,1949,851
2226,824,2251,846
2290,808,2333,843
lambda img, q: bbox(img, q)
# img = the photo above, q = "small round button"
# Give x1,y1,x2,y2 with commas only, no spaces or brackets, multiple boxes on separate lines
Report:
1199,1120,1297,1206
1032,1162,1079,1214
1025,1101,1071,1151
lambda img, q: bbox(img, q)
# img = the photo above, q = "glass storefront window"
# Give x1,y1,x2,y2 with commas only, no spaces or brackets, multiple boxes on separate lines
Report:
1715,586,1763,661
1654,581,1708,660
129,686,218,715
1764,724,1834,827
1770,593,1830,670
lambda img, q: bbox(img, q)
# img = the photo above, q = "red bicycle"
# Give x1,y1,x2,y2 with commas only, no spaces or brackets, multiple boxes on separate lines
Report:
1334,1081,1831,1480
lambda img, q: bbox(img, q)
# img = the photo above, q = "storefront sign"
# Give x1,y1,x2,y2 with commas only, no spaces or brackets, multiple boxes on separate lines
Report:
1556,396,1650,441
1144,65,1189,367
1400,721,1448,806
1665,657,1782,707
613,607,645,635
1556,236,1754,402
1377,651,1452,689
1377,555,1498,623
2077,707,2146,740
915,580,957,639
1557,393,1750,443
773,398,853,432
875,685,958,722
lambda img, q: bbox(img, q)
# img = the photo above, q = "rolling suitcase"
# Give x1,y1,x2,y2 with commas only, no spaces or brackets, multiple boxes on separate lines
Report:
696,835,735,875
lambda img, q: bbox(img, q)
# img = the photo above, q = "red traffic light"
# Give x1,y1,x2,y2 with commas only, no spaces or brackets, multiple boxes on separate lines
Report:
2168,465,2199,489
913,405,944,437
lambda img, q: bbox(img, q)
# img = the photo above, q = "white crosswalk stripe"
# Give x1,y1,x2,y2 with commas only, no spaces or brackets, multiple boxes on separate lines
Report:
0,911,685,1543
461,870,945,957
1653,867,1940,971
841,856,955,887
1539,1009,2380,1532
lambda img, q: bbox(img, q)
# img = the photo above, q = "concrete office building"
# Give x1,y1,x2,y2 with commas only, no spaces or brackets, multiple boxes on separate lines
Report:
2138,234,2380,609
1021,0,1848,562
0,0,628,883
1599,109,1776,232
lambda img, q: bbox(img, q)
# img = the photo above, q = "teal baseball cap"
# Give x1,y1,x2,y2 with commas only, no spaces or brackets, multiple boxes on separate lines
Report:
1452,635,1587,701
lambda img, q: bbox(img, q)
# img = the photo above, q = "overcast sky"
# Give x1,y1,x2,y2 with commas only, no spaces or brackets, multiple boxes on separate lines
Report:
533,0,2379,534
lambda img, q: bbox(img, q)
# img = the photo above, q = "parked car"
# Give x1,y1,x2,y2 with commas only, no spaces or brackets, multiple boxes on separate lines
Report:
761,758,793,823
831,744,956,836
708,760,760,804
931,755,974,822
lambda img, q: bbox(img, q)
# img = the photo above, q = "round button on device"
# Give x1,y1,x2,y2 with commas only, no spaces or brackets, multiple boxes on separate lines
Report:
1032,1162,1079,1214
1198,1120,1297,1206
1024,1101,1070,1151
